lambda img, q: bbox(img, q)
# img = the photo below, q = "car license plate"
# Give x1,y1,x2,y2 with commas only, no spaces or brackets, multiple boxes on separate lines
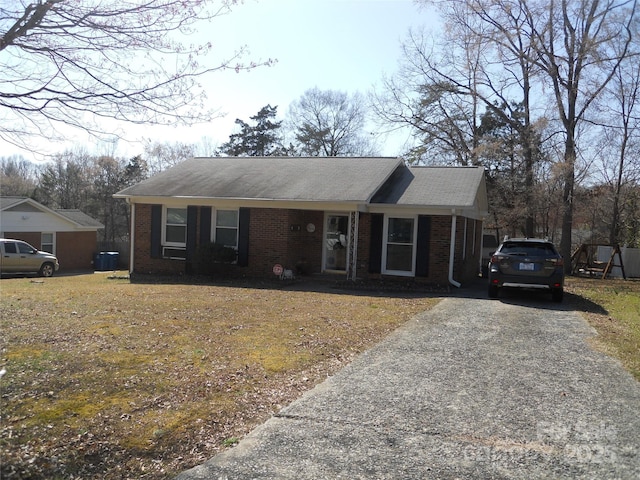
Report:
520,262,535,271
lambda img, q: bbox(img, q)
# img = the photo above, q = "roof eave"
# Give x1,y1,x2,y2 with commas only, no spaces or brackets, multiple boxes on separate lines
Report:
115,194,367,212
368,203,488,219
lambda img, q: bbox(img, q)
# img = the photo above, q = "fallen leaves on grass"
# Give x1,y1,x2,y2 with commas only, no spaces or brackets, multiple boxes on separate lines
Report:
565,276,640,380
0,274,439,479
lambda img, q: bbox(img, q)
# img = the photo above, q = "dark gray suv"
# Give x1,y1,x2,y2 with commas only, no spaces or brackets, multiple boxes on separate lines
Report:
488,238,564,302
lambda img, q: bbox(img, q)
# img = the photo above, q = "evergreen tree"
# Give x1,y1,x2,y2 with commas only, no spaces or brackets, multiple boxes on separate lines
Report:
219,105,287,157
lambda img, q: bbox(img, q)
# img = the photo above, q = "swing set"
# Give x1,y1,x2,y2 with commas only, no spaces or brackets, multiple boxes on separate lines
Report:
571,244,627,279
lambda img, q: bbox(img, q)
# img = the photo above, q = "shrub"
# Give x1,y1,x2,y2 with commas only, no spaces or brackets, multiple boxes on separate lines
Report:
192,242,237,275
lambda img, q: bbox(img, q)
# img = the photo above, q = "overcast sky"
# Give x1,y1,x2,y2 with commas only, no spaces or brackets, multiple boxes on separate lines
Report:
4,0,440,161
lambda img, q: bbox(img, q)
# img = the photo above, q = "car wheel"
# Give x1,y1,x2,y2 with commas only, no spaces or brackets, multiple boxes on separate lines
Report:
552,288,563,302
39,263,55,277
488,284,499,299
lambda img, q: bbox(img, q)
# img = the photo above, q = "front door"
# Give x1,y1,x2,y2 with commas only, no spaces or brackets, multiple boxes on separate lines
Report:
323,214,349,272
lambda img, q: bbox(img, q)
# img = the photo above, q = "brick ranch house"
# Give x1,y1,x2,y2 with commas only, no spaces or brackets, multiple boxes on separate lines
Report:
114,157,488,287
1,196,104,271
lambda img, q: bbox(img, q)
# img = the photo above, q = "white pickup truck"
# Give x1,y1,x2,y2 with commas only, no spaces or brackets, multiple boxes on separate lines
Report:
0,238,60,277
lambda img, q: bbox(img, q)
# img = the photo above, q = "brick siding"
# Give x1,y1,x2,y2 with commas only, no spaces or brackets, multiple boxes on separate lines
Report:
247,208,324,277
131,203,481,285
132,203,184,275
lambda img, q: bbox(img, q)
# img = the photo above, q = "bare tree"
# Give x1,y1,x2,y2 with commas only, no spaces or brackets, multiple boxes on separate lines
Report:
287,88,377,157
371,28,482,166
522,0,637,268
35,148,94,209
392,0,637,259
375,1,548,235
143,140,197,174
0,1,272,152
0,154,40,196
594,42,640,246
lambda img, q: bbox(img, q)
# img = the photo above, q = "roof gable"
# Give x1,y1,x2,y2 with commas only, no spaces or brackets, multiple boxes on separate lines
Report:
1,196,38,212
371,166,486,208
55,209,104,228
1,196,104,229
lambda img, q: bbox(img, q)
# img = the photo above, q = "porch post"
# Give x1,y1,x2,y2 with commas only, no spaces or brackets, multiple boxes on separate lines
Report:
348,211,359,281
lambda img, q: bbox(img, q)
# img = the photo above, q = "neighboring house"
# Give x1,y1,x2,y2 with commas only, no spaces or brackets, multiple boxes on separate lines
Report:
0,197,104,271
114,157,488,286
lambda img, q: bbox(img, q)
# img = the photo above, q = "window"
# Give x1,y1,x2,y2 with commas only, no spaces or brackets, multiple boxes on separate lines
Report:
17,241,36,254
41,233,54,254
164,207,187,246
383,216,416,275
214,210,239,248
3,242,17,254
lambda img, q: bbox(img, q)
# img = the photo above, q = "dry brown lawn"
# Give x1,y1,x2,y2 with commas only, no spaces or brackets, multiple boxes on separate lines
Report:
0,273,439,479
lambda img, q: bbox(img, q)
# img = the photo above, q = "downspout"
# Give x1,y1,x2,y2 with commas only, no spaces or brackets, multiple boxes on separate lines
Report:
449,210,461,288
128,200,135,275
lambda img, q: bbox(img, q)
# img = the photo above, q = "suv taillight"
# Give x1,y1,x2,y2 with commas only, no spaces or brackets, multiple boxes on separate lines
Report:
550,257,564,267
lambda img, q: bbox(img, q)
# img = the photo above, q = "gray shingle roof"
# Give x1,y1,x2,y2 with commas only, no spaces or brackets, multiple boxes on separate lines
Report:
0,196,27,210
1,196,104,229
115,157,402,203
55,209,104,228
370,166,486,207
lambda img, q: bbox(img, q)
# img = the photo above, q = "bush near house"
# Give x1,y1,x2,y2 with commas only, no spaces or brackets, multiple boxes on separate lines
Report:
191,242,238,275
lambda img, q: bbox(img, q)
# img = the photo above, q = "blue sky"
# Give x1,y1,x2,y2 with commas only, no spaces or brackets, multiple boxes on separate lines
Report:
7,0,440,160
152,0,439,156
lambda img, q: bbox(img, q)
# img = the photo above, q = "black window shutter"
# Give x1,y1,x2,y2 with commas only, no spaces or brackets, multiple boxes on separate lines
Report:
186,206,198,261
369,214,384,273
150,205,162,259
200,207,212,245
237,208,250,267
416,215,431,277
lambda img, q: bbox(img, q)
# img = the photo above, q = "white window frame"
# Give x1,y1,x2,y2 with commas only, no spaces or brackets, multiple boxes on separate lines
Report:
41,232,55,254
162,206,188,248
381,214,417,277
210,209,239,249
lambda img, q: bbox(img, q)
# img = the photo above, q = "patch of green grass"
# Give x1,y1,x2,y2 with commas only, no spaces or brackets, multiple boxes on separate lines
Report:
566,277,640,380
222,437,240,447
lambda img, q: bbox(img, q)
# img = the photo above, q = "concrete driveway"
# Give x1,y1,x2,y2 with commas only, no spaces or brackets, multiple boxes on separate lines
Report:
176,290,640,479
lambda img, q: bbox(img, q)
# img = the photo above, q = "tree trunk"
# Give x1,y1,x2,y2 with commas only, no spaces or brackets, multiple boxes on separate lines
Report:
610,129,628,246
560,136,576,273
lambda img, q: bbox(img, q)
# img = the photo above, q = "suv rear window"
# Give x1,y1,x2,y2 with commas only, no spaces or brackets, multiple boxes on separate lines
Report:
3,242,17,254
500,242,557,256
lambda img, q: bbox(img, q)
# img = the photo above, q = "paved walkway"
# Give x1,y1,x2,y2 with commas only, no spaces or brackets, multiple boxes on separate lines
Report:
176,293,640,479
